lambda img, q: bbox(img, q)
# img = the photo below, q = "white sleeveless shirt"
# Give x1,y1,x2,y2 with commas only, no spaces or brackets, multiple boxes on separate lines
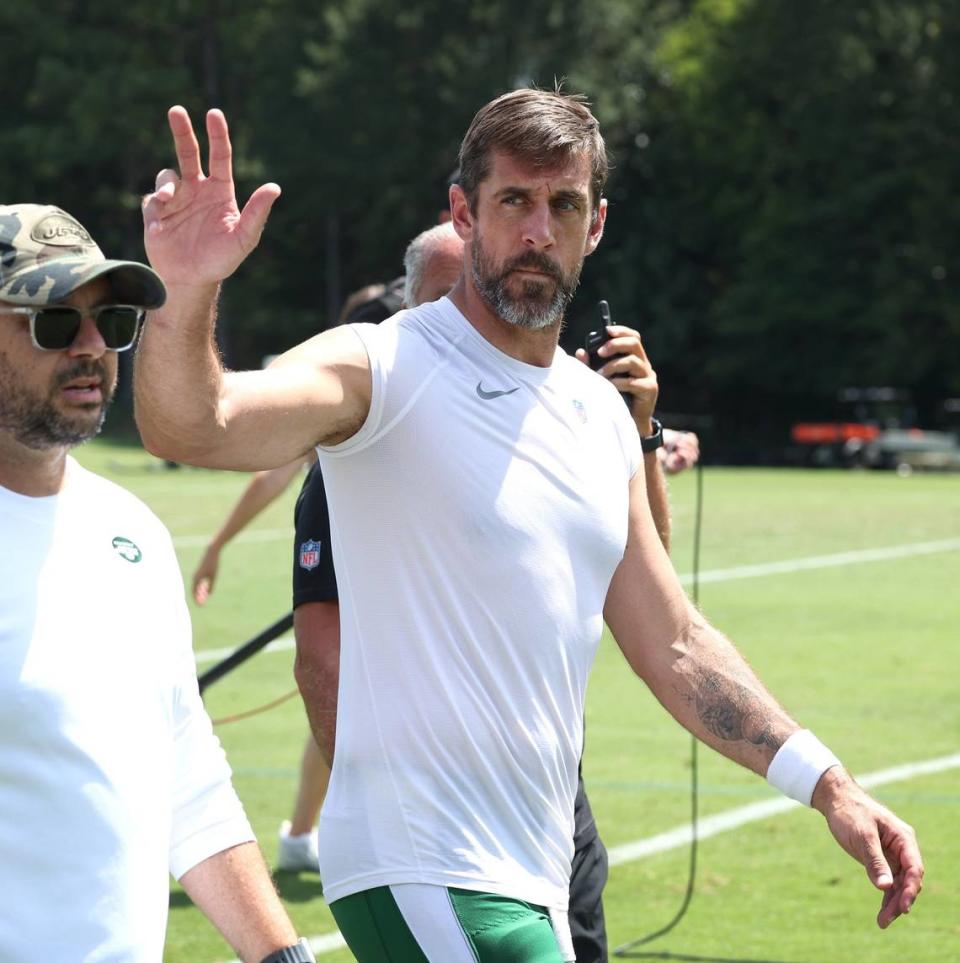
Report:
317,297,640,913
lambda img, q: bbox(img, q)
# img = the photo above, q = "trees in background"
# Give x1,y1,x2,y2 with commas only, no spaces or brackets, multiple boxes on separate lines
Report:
614,0,958,441
4,0,955,451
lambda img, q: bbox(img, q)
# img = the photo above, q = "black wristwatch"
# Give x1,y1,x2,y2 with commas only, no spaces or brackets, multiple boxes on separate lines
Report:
260,939,316,963
641,416,664,454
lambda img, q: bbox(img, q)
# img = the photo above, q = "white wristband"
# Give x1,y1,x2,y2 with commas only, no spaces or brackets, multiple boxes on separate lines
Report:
766,729,841,806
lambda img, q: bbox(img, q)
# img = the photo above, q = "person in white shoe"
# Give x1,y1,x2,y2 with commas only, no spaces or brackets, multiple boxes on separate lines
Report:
135,90,923,961
0,203,315,963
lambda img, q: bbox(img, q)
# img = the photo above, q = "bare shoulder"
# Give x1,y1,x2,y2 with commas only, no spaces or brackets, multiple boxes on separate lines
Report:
273,324,370,375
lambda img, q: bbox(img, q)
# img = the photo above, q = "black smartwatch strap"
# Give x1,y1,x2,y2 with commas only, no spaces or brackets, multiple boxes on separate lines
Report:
641,416,664,454
260,939,316,963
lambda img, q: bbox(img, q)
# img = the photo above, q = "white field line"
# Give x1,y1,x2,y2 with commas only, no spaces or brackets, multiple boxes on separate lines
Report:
677,537,960,586
219,751,960,962
195,634,294,666
607,751,960,866
192,537,959,664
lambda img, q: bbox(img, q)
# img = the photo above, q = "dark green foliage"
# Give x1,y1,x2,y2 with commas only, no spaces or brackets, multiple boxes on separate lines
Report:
4,0,956,453
599,0,959,441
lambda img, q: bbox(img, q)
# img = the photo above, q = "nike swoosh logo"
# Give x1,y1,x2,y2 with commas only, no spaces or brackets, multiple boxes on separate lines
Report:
476,382,520,400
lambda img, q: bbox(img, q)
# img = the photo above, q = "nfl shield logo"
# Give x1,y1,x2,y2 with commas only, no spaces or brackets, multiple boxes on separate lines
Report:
299,539,322,571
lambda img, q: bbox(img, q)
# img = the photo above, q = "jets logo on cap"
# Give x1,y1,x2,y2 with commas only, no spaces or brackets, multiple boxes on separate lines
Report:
30,212,94,248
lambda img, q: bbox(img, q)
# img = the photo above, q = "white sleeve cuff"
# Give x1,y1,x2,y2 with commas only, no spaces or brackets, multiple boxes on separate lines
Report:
169,801,255,880
766,729,841,806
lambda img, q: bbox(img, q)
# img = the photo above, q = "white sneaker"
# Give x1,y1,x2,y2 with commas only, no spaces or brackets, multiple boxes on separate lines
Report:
276,819,320,872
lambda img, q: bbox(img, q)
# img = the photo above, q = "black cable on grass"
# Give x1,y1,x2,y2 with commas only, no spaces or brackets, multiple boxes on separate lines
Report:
198,612,293,695
614,461,703,959
197,611,299,726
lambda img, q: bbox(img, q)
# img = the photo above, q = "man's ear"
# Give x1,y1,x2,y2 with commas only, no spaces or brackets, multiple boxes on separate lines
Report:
449,184,474,242
584,197,608,257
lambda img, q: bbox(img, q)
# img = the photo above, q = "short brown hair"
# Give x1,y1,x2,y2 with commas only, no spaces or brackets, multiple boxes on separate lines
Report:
458,88,609,214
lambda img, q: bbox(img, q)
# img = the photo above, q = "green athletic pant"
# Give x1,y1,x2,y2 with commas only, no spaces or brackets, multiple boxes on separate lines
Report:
330,885,565,962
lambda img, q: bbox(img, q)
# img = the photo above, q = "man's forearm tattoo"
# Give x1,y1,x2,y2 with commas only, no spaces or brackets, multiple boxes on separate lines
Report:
690,669,783,752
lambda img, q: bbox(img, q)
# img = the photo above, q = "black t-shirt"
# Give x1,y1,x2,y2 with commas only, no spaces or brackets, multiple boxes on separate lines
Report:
292,463,338,608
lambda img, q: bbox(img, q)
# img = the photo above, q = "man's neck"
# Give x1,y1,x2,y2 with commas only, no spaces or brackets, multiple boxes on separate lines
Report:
0,436,69,496
448,279,560,368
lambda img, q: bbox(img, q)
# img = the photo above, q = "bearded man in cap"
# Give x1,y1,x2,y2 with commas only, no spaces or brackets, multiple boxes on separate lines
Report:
0,204,314,963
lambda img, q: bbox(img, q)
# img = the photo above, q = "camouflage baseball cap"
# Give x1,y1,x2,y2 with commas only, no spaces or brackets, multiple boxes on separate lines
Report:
0,204,166,308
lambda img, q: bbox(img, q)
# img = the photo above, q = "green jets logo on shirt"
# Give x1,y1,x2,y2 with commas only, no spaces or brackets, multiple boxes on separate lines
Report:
112,536,143,563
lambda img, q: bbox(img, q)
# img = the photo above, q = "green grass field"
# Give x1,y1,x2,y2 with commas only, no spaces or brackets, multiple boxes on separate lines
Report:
74,439,960,963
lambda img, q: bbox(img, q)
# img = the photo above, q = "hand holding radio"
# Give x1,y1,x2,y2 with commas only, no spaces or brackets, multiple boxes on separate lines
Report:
584,300,615,372
577,300,659,432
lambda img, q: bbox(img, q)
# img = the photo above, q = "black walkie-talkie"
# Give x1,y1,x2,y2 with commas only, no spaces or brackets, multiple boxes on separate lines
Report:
585,300,613,371
585,300,633,409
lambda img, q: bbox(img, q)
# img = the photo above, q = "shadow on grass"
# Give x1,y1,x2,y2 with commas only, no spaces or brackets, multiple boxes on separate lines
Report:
274,871,325,904
169,872,324,911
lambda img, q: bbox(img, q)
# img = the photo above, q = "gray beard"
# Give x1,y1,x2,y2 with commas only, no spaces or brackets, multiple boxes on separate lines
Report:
471,238,581,331
0,353,112,450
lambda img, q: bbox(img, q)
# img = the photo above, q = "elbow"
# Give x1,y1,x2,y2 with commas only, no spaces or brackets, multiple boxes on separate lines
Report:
292,654,316,707
137,426,181,462
133,399,225,466
136,419,183,462
133,394,183,461
135,419,204,465
294,639,340,698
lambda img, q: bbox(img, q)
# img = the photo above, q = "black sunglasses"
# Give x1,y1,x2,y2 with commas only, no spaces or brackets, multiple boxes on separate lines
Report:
4,304,144,352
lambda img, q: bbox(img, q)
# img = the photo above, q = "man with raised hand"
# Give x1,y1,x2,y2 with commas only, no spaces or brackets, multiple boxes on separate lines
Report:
136,92,922,961
0,204,313,963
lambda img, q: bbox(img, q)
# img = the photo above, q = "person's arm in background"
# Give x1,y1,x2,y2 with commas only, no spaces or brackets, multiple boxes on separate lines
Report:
576,324,672,551
293,601,340,766
193,455,313,604
289,465,341,766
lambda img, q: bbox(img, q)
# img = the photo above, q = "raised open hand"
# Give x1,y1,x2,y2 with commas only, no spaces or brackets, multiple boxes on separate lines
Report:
142,107,281,286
